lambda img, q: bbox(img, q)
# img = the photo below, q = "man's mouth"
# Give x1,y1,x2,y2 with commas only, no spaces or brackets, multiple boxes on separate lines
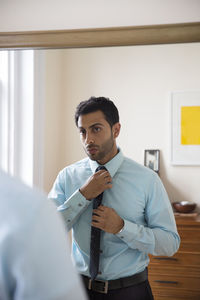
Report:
87,146,98,155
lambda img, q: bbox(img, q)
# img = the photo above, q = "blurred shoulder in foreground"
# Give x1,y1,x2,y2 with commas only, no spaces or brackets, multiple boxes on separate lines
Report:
0,170,87,300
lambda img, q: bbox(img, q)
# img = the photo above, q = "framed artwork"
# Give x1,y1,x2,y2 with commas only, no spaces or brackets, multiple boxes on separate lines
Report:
170,91,200,165
144,149,160,173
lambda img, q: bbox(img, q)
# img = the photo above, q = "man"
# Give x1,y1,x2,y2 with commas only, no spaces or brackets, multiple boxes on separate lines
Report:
49,97,180,300
0,170,86,300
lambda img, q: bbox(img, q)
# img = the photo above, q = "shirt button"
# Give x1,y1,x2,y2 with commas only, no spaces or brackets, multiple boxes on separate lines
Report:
98,271,102,275
78,203,82,207
121,236,124,239
67,219,71,222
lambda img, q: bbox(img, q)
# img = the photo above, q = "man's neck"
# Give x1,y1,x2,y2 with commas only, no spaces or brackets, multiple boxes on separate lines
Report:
97,147,119,165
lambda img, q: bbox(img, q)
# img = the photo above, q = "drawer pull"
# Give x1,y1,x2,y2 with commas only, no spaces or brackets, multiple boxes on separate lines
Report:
154,280,178,284
153,257,178,261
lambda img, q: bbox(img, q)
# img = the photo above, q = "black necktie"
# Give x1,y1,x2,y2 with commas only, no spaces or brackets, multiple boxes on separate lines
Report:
89,166,107,280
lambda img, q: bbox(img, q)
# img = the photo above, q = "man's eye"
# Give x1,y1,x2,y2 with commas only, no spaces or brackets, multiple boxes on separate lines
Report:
93,127,101,133
80,129,86,135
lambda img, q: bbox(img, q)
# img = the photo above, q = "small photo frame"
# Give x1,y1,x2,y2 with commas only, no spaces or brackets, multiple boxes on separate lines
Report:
144,149,160,173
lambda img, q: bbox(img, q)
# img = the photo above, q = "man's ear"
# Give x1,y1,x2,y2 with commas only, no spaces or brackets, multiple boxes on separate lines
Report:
112,123,121,138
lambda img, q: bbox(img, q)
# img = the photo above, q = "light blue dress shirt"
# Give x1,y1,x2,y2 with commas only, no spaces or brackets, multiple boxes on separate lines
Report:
49,150,180,280
0,170,86,300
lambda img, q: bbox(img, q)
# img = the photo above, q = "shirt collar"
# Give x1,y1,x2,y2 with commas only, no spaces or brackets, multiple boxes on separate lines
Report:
89,148,124,177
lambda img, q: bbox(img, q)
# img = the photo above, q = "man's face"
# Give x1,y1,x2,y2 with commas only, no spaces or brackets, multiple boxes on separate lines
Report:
77,110,120,164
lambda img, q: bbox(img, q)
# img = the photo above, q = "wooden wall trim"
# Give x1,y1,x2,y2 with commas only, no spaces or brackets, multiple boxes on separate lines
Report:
0,22,200,50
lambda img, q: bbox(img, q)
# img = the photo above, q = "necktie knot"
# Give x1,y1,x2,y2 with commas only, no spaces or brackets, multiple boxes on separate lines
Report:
95,165,107,172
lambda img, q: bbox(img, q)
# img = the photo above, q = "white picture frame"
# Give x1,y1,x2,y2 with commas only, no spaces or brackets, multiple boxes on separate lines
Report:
170,91,200,165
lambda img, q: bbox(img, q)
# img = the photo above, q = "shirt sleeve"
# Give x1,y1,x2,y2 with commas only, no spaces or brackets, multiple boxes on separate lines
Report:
48,170,90,230
116,174,180,256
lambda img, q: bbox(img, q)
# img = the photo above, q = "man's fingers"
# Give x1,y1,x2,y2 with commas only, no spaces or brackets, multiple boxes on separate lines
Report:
92,214,101,222
92,212,102,220
104,184,112,190
96,170,109,176
93,206,105,215
98,171,111,179
93,206,103,211
91,221,103,230
94,170,112,187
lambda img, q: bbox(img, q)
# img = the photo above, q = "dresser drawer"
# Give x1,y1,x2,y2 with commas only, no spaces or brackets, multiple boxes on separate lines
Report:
149,273,200,292
177,226,200,243
177,226,200,252
149,252,200,267
151,286,200,300
149,264,200,277
179,241,200,253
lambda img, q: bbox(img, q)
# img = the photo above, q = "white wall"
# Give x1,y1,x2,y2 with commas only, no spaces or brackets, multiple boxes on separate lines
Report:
0,0,200,31
44,43,200,212
43,50,67,190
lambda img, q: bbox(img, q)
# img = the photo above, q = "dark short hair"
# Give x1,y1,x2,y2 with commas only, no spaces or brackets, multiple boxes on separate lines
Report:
75,96,119,127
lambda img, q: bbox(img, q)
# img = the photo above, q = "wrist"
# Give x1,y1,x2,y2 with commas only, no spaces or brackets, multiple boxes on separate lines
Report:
79,188,91,200
115,219,124,234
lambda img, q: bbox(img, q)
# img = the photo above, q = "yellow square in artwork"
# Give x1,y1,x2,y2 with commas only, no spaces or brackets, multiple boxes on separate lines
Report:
181,106,200,145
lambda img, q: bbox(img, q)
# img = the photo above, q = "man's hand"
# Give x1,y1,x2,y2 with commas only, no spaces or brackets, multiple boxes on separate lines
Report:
80,170,112,200
92,205,124,234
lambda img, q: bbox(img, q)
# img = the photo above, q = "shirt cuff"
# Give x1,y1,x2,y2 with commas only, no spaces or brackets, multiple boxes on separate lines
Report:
58,189,90,229
115,219,137,241
115,219,155,254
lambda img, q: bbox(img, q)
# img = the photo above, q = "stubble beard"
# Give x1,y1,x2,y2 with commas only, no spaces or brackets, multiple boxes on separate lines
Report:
85,134,115,163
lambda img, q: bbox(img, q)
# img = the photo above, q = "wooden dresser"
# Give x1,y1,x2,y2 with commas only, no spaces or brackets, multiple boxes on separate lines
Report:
148,215,200,300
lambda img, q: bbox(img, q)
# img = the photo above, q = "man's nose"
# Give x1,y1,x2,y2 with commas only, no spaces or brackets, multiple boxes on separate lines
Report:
85,133,94,144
